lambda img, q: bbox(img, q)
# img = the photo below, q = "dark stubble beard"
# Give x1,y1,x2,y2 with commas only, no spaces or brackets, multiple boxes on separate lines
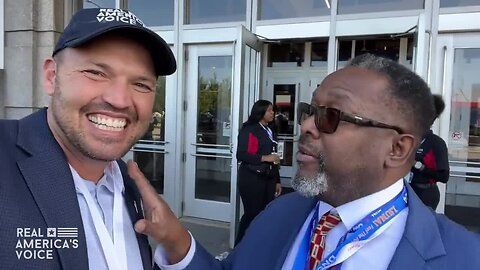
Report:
291,154,329,198
51,80,144,161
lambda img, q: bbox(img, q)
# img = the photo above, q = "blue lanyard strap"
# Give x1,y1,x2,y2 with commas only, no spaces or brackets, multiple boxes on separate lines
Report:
293,186,408,270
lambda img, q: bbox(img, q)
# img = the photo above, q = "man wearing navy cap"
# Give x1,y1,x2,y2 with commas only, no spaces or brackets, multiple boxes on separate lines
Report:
0,8,188,270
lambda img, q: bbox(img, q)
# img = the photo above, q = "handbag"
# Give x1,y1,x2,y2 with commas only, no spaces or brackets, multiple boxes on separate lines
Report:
244,163,273,177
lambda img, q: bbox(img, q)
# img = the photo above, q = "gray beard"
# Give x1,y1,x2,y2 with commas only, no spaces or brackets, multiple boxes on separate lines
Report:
291,171,328,198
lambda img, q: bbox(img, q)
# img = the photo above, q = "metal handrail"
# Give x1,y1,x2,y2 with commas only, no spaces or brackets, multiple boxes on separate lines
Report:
137,140,169,144
191,153,232,159
450,173,480,179
131,148,168,154
449,160,480,166
191,143,230,148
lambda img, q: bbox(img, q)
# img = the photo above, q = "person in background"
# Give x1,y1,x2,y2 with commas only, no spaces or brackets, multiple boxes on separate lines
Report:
410,94,450,210
235,100,282,245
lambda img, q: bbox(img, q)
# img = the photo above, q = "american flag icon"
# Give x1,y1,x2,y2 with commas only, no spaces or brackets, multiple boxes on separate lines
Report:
57,228,78,238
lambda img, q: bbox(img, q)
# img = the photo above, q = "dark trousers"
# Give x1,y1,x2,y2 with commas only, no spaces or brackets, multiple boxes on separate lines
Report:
412,184,440,210
235,166,276,246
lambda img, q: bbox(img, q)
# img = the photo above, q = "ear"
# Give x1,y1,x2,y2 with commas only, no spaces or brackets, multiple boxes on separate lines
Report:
385,134,416,168
43,58,57,96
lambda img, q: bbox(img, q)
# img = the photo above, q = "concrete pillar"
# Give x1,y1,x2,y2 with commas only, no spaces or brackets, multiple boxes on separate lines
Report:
2,0,64,119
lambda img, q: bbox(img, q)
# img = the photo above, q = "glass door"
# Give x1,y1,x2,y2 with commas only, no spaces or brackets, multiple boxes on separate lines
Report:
437,34,480,231
133,77,168,195
184,44,234,222
265,78,300,181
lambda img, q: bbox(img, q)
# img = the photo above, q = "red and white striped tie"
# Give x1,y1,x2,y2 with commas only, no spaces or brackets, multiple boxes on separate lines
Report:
308,211,342,270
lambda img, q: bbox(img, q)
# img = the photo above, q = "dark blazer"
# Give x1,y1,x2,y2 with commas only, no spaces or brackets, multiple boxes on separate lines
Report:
186,183,480,269
237,122,280,182
0,109,153,270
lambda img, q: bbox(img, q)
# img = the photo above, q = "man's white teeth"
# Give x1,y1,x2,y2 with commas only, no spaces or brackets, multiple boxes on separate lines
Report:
88,115,126,131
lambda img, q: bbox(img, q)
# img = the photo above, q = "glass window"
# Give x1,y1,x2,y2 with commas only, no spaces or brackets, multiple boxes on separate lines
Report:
441,0,480,8
135,152,165,193
185,0,246,24
337,40,353,69
196,56,232,145
338,0,424,14
128,0,174,26
258,0,329,20
274,84,296,167
354,39,401,60
337,37,412,69
267,42,305,67
446,48,480,231
195,157,231,202
133,77,167,194
194,55,233,203
311,41,329,67
83,0,116,8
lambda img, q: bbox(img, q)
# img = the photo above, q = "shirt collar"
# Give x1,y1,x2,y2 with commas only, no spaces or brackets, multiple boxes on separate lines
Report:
70,161,125,194
317,178,406,230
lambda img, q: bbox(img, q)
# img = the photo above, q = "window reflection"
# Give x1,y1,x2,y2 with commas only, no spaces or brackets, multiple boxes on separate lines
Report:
133,77,166,194
195,157,231,202
258,0,329,20
338,0,424,14
185,0,246,24
337,36,414,69
440,0,480,8
197,56,233,145
311,41,329,67
134,152,165,194
83,0,115,8
128,0,174,26
142,77,167,142
267,42,305,67
274,84,296,167
446,48,480,231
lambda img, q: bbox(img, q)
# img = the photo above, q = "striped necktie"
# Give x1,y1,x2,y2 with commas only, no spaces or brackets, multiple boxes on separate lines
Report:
308,211,342,270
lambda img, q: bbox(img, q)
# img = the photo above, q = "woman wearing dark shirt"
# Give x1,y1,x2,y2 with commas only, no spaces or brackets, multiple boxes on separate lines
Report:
235,100,282,245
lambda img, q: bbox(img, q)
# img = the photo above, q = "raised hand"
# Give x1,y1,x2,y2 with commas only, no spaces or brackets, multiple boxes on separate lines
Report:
127,160,191,264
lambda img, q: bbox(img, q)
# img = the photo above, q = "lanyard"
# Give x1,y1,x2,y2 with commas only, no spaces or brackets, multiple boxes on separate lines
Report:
259,123,278,145
72,162,128,270
293,186,408,270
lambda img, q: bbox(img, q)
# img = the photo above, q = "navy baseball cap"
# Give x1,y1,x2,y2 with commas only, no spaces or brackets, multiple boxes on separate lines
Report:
53,8,176,76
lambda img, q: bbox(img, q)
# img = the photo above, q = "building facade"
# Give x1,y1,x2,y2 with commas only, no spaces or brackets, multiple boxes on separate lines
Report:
1,0,480,246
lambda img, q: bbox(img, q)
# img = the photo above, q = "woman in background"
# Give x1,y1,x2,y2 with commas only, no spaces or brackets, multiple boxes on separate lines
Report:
235,100,282,245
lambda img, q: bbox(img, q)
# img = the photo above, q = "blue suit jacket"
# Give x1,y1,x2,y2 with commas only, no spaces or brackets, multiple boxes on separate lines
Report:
0,109,153,270
187,184,480,269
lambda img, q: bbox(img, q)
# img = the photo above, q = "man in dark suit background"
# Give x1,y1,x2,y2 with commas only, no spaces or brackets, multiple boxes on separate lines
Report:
0,8,186,270
132,54,480,269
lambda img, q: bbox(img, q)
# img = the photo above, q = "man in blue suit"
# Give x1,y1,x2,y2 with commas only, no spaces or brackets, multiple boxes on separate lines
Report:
0,8,187,270
134,54,480,269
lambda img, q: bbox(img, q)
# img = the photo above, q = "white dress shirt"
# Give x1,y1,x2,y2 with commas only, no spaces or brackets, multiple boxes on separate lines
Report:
71,162,195,270
282,178,408,270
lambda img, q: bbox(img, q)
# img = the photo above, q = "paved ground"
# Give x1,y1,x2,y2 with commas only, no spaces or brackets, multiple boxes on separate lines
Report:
180,217,231,257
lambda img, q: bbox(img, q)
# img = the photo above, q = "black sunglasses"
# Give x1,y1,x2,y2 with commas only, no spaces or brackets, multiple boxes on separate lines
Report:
297,102,404,134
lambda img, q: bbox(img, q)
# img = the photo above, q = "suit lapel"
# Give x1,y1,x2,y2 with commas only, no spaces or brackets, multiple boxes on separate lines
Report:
388,184,446,269
119,161,153,270
274,193,318,269
16,109,88,270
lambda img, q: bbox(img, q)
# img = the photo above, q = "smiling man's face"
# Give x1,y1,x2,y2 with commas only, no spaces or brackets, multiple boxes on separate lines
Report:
43,33,156,162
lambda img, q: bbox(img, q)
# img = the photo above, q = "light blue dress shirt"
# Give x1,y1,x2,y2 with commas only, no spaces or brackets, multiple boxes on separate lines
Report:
71,165,144,270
